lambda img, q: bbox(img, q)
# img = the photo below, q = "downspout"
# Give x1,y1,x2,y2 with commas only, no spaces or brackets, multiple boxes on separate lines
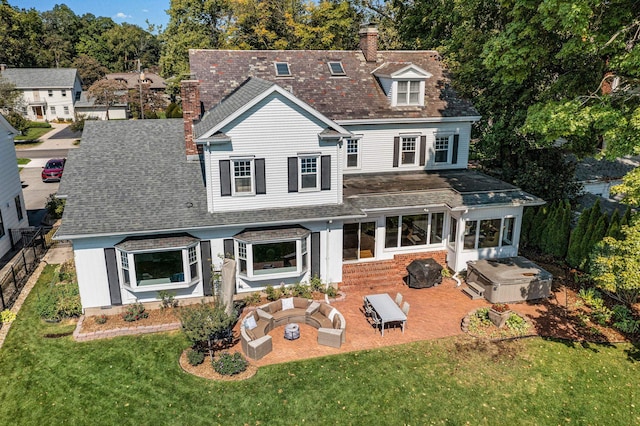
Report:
325,219,332,304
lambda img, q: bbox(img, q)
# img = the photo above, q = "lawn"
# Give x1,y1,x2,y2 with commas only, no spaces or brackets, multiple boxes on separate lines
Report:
17,158,31,165
14,127,53,142
0,265,638,425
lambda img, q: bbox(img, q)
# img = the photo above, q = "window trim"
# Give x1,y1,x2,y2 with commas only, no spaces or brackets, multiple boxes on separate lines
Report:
274,62,291,77
395,80,423,106
434,134,451,164
345,137,361,169
299,155,319,191
384,212,446,250
50,106,56,115
117,243,201,292
236,236,309,280
400,136,418,166
232,158,254,196
462,217,516,251
63,106,69,115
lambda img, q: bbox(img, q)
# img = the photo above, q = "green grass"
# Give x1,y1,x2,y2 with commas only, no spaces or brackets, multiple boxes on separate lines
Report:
14,127,53,142
17,158,31,165
0,265,639,425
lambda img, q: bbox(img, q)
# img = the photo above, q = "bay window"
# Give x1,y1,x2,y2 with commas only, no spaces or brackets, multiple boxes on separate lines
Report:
235,227,310,279
116,236,201,291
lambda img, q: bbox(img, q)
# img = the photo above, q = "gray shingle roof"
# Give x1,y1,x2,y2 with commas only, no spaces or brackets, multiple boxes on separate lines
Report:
56,120,364,239
0,68,79,88
572,155,640,182
194,77,274,138
189,49,479,121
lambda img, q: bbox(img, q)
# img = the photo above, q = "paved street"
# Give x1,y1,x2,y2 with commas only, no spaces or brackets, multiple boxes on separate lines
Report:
16,123,78,226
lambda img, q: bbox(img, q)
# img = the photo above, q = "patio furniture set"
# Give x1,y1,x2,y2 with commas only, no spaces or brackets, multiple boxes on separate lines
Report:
363,293,409,336
240,297,346,360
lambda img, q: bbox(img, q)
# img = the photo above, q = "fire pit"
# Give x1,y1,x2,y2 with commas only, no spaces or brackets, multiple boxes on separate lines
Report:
284,323,300,340
406,258,443,289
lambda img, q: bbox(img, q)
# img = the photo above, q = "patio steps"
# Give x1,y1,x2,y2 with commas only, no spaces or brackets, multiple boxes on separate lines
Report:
461,280,485,300
341,260,406,290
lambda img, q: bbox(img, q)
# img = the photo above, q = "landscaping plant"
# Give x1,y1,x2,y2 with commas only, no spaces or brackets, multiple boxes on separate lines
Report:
212,352,248,376
158,290,179,309
179,300,237,358
0,310,16,324
186,348,205,366
122,302,149,322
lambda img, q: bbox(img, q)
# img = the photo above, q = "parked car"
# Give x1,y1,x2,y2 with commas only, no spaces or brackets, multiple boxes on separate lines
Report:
41,158,66,182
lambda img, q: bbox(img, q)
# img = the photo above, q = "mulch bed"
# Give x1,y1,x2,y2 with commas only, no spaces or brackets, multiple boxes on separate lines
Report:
80,308,180,333
178,350,258,381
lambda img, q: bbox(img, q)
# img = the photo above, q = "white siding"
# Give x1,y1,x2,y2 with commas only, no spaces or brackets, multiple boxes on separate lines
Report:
73,242,113,309
204,93,341,212
0,127,28,257
341,121,472,174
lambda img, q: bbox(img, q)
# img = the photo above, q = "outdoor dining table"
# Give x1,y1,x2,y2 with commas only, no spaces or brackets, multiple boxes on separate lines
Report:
365,293,407,336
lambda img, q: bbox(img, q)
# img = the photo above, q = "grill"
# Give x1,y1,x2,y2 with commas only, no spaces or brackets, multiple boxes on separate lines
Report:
406,258,443,289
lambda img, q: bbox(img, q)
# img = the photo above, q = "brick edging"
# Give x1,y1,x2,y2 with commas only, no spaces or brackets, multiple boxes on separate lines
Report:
73,315,181,342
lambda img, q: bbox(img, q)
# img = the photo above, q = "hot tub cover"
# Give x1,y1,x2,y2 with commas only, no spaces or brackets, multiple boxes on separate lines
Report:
467,256,552,285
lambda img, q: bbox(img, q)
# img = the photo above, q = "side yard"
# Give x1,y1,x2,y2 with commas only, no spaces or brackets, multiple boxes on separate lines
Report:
0,264,638,424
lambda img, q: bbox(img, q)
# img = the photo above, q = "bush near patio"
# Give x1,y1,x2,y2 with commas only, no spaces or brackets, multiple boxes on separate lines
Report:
0,263,639,424
179,300,237,358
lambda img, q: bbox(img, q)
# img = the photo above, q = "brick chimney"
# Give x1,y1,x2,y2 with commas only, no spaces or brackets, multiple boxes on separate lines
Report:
359,24,379,63
181,80,201,159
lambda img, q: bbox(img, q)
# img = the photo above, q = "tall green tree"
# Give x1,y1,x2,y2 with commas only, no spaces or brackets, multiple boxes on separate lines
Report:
41,4,81,67
0,0,43,67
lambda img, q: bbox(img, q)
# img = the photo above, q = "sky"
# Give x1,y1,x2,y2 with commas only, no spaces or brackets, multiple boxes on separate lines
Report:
11,0,171,32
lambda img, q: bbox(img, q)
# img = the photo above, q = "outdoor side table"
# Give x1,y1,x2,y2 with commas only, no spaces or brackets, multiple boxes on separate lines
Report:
284,323,300,340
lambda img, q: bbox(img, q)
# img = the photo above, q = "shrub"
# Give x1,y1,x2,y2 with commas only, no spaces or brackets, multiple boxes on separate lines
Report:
441,268,452,278
45,193,65,220
27,120,52,128
35,281,81,321
95,314,108,324
5,112,29,134
309,276,323,292
58,260,76,282
187,348,205,366
122,302,148,322
578,287,603,308
611,305,640,334
158,290,179,309
591,306,612,326
324,285,337,298
506,313,530,335
0,310,16,324
244,292,262,306
265,285,278,301
291,283,312,299
212,352,248,376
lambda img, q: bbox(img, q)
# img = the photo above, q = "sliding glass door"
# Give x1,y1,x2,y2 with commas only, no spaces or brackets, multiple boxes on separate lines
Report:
343,222,376,261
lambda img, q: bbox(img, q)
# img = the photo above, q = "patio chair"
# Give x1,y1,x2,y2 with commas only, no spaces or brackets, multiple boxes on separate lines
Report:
402,301,410,316
363,297,373,316
395,292,403,306
369,309,381,332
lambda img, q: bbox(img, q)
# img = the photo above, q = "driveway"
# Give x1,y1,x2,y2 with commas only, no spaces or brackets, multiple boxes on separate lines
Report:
19,167,59,226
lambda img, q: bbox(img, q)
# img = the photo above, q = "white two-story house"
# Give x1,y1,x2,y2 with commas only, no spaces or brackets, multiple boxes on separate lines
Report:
56,26,543,311
0,67,82,121
0,114,28,259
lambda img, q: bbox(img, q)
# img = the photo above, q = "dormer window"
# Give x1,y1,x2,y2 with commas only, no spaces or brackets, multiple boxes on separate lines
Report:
275,62,291,77
328,61,346,76
397,81,421,105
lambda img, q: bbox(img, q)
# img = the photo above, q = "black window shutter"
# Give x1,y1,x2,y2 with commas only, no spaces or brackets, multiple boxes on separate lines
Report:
223,239,234,259
311,232,320,278
321,155,331,190
255,158,266,194
393,136,400,167
219,160,232,196
452,135,459,164
200,240,213,296
104,248,122,306
288,157,298,192
419,135,426,166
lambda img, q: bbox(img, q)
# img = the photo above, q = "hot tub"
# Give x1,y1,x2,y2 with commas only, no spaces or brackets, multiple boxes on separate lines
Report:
466,256,552,303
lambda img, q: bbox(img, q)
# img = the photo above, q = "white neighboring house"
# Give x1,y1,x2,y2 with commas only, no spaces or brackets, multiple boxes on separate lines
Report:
0,67,82,122
573,155,640,199
74,91,129,120
56,26,545,311
0,114,28,258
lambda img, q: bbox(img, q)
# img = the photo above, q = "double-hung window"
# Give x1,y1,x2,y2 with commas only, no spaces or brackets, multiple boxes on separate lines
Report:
50,106,56,115
401,137,417,165
61,89,67,97
435,136,450,163
63,106,69,114
233,159,253,195
345,138,360,168
300,156,318,190
396,81,421,105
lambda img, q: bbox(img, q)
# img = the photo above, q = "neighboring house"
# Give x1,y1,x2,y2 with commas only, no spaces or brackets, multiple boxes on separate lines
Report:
105,71,167,93
74,91,129,120
0,66,83,121
573,155,640,199
56,26,544,311
0,114,28,258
